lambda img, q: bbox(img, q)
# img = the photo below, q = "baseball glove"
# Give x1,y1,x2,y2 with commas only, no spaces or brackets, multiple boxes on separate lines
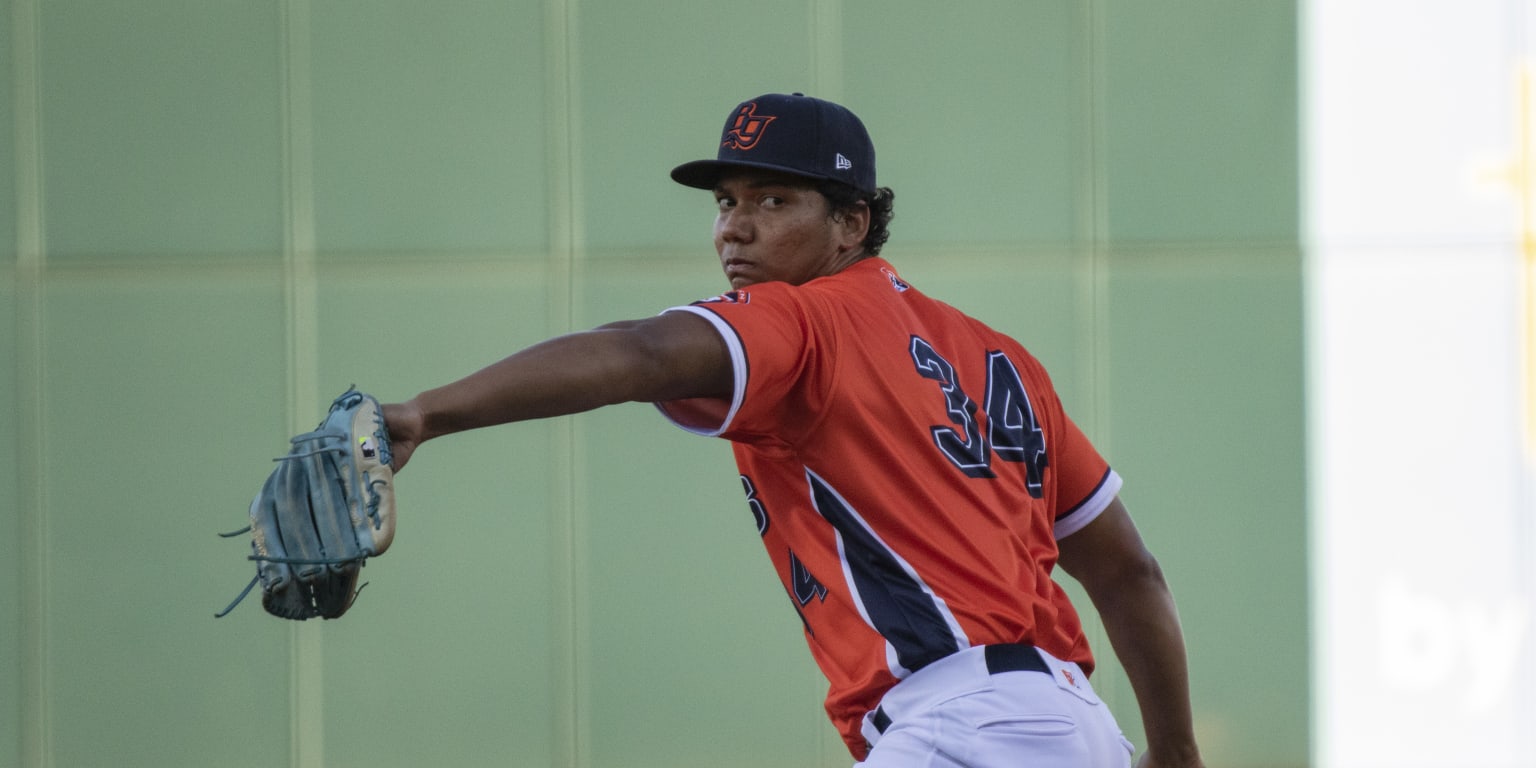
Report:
216,387,397,620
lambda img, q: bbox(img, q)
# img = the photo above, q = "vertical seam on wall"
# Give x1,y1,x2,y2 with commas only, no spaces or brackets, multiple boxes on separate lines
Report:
1084,0,1112,453
13,0,50,765
279,2,324,766
809,1,844,761
543,0,583,765
1080,0,1125,715
810,0,843,103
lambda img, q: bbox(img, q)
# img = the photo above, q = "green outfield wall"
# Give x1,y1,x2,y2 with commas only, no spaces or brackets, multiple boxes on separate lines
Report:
1,1,1304,765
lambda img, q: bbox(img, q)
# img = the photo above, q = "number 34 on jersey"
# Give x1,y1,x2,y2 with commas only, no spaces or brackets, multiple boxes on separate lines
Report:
909,335,1048,496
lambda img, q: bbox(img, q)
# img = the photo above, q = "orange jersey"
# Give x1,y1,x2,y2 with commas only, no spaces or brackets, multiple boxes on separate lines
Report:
657,257,1121,758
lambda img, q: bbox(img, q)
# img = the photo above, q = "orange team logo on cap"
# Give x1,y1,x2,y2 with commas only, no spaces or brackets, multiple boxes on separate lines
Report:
722,103,776,150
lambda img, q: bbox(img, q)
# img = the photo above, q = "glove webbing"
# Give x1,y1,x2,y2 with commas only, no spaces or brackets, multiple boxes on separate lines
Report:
213,437,371,618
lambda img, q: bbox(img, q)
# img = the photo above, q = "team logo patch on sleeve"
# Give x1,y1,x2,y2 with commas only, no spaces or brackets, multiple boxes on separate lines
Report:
694,290,751,305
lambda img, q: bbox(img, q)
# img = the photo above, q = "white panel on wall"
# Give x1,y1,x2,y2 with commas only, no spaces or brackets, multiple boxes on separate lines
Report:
1306,1,1536,766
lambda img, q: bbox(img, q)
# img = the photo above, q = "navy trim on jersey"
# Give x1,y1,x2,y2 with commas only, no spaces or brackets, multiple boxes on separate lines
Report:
1052,467,1122,541
805,469,967,675
1055,466,1114,522
653,304,749,437
692,303,751,394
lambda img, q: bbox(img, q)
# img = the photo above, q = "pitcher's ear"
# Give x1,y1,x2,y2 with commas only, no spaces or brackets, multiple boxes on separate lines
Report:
834,201,871,251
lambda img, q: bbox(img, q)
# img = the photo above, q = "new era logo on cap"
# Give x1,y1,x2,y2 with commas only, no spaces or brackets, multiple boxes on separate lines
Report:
671,93,877,194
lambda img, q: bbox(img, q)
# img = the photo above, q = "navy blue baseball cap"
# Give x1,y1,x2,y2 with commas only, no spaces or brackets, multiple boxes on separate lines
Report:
671,93,877,195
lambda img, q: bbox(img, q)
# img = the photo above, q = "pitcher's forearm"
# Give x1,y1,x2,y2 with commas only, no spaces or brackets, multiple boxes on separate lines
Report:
408,313,731,444
411,331,632,440
1093,567,1202,765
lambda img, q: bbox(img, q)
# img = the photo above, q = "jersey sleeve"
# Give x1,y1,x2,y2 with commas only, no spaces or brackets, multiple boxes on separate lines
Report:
653,286,828,442
1050,414,1123,540
651,305,745,436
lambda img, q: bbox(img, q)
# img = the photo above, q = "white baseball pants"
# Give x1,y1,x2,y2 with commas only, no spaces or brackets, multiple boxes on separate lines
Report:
855,644,1134,768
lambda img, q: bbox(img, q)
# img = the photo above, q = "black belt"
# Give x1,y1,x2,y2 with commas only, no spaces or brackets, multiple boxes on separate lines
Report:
870,644,1050,735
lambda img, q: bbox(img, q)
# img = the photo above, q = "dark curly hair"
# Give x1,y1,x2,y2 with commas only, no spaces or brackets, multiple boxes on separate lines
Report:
820,182,896,256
